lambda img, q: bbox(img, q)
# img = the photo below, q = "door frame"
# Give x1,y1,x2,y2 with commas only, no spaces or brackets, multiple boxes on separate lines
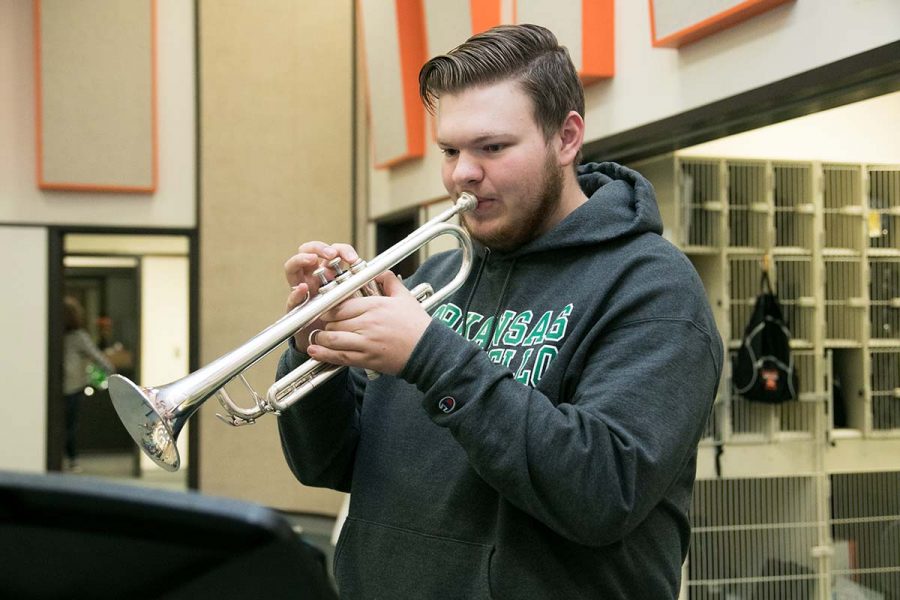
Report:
47,226,200,489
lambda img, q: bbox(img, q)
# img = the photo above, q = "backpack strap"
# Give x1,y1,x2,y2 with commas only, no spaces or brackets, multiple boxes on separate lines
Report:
760,269,774,295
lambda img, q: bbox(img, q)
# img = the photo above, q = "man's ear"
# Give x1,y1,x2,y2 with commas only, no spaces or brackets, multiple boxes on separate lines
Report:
556,110,585,167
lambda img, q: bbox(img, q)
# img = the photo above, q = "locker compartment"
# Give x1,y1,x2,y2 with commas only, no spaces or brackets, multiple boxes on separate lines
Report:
823,164,865,253
867,166,900,251
727,161,769,250
824,257,866,345
727,349,816,439
779,350,819,435
830,471,900,598
687,477,822,599
729,255,765,343
681,159,723,249
773,162,815,252
774,256,816,346
869,258,900,342
830,348,866,431
870,349,900,431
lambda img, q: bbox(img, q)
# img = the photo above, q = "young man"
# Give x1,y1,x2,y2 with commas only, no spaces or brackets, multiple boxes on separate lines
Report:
278,24,722,599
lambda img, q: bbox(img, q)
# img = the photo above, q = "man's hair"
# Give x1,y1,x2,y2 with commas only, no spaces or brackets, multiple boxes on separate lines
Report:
419,24,585,161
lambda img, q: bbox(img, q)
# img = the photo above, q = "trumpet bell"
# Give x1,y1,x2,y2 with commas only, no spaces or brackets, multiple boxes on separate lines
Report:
109,375,181,472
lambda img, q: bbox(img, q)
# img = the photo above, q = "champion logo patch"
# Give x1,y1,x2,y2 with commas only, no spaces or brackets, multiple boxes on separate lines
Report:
438,396,457,414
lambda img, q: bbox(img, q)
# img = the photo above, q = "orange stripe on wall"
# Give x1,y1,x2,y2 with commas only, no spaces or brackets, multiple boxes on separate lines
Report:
150,0,158,191
33,0,43,188
581,0,614,81
650,0,794,48
384,0,426,168
470,0,501,34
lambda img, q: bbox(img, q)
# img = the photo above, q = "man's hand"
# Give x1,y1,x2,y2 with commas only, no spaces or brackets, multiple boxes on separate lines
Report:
306,271,432,376
283,241,361,353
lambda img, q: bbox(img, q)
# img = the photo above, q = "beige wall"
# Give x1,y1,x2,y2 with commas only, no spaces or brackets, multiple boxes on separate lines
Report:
0,0,195,227
0,227,47,473
198,0,353,515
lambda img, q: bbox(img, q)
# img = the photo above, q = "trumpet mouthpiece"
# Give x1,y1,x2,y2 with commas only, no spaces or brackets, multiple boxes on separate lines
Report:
457,192,478,212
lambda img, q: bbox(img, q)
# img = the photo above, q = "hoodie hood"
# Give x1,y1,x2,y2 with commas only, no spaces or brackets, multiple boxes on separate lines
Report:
499,161,663,258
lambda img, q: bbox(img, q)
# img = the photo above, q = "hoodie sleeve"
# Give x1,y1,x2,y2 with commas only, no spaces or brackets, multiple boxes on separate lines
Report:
400,315,722,547
275,343,366,493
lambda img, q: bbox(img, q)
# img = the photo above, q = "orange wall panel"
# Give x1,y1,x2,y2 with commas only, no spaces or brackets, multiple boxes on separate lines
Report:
649,0,795,48
34,0,157,193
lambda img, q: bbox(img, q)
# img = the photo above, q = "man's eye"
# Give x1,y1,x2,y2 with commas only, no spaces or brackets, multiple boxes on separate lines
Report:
484,144,504,153
440,148,459,157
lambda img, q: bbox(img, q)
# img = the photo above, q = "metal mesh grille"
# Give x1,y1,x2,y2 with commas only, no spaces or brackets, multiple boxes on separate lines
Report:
688,477,823,599
868,168,900,250
728,350,817,438
823,165,864,252
681,160,722,248
729,393,777,437
830,472,900,598
728,162,769,249
774,256,815,345
869,258,900,341
825,258,864,343
730,255,765,341
871,349,900,431
774,163,815,251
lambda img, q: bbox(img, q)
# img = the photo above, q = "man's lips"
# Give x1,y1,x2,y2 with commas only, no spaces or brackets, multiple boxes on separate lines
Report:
473,197,497,212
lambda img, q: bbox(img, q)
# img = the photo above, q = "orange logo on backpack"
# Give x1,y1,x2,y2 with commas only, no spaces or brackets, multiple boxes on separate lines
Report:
761,369,780,391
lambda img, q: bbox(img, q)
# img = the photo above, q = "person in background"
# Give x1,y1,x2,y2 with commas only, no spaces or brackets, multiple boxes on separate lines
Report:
96,315,135,380
62,296,115,472
277,24,723,599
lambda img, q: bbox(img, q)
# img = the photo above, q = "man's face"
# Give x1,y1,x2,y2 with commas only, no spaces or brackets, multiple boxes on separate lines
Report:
436,80,564,252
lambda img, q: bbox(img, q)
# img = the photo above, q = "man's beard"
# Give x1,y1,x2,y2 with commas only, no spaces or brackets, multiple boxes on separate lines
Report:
462,152,564,252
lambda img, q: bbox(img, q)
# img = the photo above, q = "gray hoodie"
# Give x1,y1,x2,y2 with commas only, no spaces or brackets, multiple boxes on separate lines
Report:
277,162,723,599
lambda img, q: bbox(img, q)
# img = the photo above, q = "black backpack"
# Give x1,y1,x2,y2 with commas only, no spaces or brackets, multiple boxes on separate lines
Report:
732,272,798,404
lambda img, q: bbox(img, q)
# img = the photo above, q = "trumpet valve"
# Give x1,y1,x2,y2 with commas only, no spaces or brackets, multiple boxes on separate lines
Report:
328,256,346,276
314,266,338,294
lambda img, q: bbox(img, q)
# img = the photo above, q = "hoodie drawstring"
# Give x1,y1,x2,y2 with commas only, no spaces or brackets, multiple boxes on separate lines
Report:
485,258,516,351
459,248,517,353
460,248,489,339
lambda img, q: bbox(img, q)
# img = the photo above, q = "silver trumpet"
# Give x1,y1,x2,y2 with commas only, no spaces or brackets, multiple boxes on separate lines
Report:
109,193,477,471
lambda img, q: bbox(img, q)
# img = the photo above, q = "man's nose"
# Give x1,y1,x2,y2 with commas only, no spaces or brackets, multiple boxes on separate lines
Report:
452,153,483,187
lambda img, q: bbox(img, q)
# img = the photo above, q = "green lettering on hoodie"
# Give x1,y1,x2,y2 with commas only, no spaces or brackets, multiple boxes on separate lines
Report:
433,303,461,331
463,312,483,338
531,345,558,386
502,310,532,345
491,310,517,346
523,310,553,346
487,347,516,367
472,316,494,348
513,347,534,384
545,303,573,342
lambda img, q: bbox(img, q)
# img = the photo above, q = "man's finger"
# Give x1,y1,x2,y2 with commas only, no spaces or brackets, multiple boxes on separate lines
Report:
320,297,371,323
297,241,338,258
330,243,361,265
376,271,410,297
286,283,310,311
284,253,321,286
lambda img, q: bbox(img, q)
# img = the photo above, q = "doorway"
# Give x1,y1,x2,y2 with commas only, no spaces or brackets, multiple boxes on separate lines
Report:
49,231,193,491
